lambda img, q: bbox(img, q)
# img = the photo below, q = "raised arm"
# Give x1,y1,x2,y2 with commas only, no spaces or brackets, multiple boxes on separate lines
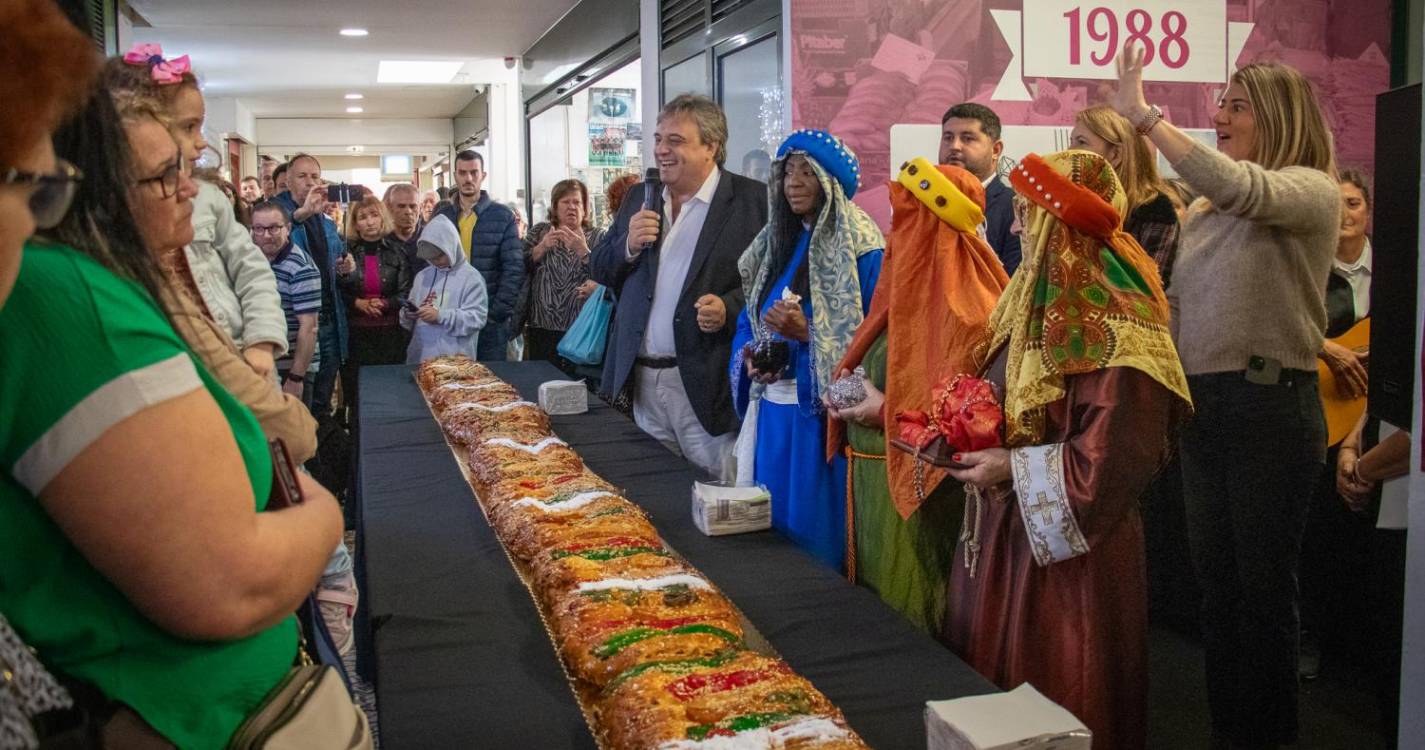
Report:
1109,43,1337,229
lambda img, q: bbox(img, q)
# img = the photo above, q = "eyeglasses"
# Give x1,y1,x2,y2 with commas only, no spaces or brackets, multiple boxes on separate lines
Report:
134,158,190,199
251,224,288,235
3,160,83,229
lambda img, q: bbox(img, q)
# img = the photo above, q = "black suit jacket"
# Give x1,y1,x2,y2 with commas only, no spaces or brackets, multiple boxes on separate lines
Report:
983,176,1022,275
590,170,768,437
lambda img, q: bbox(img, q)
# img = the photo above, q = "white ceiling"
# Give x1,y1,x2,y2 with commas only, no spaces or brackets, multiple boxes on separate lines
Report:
127,0,581,118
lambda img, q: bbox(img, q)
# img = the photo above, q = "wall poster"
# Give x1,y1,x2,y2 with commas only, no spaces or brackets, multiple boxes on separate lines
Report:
791,0,1392,228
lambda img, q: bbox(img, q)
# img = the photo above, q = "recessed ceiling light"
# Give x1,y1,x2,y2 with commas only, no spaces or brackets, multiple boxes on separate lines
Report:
346,106,364,113
344,93,364,100
377,60,463,84
340,28,368,37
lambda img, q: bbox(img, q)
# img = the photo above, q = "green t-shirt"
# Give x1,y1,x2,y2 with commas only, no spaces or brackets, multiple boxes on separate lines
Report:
0,241,297,749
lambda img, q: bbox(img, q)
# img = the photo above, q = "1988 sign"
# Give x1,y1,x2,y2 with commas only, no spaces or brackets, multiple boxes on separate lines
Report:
1022,0,1228,83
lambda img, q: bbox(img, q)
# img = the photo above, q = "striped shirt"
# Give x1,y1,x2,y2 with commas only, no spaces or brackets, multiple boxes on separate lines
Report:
525,222,604,331
268,242,323,373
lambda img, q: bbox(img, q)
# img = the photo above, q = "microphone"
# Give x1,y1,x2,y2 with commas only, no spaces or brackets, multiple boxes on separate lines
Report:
640,167,661,253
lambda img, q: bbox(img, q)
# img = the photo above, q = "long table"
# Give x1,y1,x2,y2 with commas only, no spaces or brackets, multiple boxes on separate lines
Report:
356,361,995,749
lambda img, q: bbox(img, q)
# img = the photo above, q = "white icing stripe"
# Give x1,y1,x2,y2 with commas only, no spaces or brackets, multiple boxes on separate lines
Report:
468,400,536,412
444,400,535,414
1010,443,1090,566
13,353,201,495
576,574,712,593
511,491,617,512
654,716,852,749
482,436,566,453
435,381,505,391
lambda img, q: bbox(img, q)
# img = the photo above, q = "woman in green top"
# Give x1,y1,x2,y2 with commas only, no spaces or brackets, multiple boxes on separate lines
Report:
0,38,344,749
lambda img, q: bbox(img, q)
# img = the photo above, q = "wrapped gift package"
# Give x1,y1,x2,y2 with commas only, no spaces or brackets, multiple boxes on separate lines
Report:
691,480,772,536
925,683,1091,750
537,380,588,415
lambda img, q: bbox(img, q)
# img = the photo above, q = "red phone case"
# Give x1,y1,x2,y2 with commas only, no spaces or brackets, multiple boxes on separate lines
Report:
266,438,305,510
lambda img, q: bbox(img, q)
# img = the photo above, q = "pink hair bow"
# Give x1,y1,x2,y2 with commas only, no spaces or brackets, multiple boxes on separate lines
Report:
122,43,191,85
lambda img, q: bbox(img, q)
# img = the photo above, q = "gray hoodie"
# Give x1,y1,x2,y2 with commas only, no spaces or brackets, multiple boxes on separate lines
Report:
400,215,488,363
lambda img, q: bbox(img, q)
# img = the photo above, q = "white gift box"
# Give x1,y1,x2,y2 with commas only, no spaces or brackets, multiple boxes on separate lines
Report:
925,683,1092,750
538,380,588,415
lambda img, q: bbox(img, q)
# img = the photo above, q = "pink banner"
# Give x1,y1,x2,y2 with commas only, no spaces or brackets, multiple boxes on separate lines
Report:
791,0,1392,229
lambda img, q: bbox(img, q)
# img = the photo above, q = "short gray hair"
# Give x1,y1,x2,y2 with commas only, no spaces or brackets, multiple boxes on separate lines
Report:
658,94,728,166
384,182,418,202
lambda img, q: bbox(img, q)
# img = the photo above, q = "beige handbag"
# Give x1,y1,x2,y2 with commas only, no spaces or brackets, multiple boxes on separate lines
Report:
225,664,372,750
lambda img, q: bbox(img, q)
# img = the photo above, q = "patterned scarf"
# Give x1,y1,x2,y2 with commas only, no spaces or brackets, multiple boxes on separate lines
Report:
738,151,884,403
983,150,1191,446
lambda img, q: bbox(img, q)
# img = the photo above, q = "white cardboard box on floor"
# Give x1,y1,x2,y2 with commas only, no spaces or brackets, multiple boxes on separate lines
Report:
925,683,1092,750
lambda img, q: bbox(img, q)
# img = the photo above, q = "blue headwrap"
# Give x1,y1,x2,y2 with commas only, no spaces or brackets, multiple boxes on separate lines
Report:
776,129,861,199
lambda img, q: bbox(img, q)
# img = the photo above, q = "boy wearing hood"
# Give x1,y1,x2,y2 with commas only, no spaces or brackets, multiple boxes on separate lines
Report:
400,214,488,363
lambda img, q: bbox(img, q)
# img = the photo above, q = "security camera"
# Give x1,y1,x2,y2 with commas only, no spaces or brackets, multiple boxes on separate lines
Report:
503,56,517,70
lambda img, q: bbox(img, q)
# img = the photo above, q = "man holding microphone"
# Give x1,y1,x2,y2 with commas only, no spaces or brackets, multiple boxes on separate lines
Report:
590,95,767,478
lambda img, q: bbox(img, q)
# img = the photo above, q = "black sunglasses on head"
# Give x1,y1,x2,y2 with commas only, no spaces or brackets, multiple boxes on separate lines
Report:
3,160,83,229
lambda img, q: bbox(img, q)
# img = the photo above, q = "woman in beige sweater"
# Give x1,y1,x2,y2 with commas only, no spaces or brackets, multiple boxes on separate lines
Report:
1110,45,1339,750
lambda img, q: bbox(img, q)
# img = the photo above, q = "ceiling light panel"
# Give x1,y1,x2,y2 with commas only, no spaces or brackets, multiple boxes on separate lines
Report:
377,60,464,84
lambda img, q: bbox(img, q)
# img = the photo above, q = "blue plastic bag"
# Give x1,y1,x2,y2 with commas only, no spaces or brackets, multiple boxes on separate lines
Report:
557,285,613,366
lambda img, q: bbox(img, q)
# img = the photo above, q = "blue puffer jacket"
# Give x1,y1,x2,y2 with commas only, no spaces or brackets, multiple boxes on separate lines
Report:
272,191,349,362
433,191,524,323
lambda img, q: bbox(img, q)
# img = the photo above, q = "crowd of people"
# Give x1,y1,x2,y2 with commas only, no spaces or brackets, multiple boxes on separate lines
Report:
0,0,1412,748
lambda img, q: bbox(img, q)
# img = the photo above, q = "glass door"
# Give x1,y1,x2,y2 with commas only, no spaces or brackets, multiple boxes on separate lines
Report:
715,20,782,181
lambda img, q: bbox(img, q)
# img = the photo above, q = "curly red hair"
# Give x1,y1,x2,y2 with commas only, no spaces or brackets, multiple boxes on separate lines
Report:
0,0,99,167
605,173,640,217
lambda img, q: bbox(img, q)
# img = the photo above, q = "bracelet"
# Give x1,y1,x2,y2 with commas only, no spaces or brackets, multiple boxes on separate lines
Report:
1134,104,1164,136
285,371,306,383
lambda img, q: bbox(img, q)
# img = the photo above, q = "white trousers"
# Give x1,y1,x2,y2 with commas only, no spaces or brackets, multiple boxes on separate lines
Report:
633,365,736,479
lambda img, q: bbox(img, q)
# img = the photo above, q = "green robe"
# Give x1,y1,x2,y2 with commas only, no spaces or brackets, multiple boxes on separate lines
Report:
846,333,965,634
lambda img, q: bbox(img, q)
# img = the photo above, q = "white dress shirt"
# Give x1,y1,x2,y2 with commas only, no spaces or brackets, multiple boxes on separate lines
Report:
639,166,722,357
1331,238,1372,322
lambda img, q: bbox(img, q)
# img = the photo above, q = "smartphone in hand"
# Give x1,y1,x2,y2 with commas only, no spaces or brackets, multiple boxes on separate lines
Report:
266,438,305,510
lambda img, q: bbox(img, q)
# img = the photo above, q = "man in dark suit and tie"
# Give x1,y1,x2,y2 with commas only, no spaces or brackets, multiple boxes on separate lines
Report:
939,102,1021,274
591,95,768,477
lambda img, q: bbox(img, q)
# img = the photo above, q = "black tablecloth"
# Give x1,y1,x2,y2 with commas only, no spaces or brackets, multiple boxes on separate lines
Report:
357,362,995,749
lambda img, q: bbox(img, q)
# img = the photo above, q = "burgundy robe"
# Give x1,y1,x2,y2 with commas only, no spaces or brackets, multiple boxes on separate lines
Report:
942,366,1177,750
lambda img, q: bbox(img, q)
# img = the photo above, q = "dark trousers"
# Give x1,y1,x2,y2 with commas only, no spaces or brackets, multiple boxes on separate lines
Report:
340,324,409,415
1180,371,1326,747
524,326,565,363
477,318,509,362
1373,528,1407,749
1300,444,1378,672
312,322,342,417
527,324,587,376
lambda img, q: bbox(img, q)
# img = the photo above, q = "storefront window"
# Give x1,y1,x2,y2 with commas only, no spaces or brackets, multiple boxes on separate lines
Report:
528,57,644,230
719,35,781,181
663,53,710,101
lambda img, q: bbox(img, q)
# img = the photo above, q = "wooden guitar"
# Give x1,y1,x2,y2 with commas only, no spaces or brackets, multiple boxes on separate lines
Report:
1317,317,1370,446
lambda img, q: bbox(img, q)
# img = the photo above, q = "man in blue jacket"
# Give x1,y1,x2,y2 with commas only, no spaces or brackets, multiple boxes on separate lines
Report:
432,150,523,361
273,153,349,416
939,102,1021,274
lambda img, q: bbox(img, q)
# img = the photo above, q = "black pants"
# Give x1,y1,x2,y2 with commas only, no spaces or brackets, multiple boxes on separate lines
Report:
524,326,567,365
1299,444,1378,673
1180,371,1326,747
340,324,409,414
313,322,342,418
477,319,509,361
